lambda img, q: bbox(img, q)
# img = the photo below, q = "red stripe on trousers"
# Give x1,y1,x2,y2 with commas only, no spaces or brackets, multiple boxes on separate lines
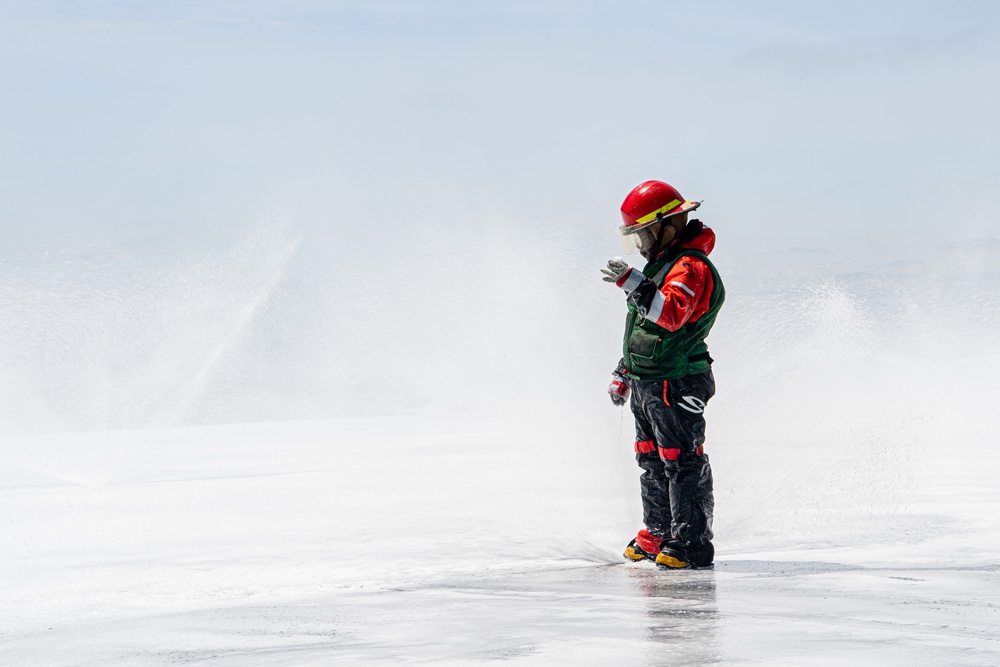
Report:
635,440,656,454
658,444,706,461
662,380,671,406
658,446,681,460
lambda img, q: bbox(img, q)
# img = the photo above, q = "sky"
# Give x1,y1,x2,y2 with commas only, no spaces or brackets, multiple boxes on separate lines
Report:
2,0,998,251
0,1,998,434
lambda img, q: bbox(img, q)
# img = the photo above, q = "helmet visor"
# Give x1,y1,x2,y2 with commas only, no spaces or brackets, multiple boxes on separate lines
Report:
619,219,662,255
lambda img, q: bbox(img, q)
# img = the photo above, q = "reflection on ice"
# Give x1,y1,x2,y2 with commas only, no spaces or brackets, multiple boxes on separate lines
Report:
627,568,720,664
2,416,1000,664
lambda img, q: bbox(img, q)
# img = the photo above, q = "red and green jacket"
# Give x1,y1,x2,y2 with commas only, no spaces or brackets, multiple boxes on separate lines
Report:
615,222,725,381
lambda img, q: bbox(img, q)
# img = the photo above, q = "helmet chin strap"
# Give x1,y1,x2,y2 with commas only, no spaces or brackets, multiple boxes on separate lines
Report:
642,217,676,261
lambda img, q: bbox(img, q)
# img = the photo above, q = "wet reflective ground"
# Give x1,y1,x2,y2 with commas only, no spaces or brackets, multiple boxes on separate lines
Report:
9,559,995,666
318,560,999,666
3,420,999,665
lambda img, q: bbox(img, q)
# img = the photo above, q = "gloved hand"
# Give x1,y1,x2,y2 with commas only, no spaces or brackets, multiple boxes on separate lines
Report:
608,360,630,406
601,257,631,284
602,257,648,296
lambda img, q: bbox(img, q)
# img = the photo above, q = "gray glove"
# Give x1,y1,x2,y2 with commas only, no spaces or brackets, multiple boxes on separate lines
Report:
601,257,631,284
603,257,649,297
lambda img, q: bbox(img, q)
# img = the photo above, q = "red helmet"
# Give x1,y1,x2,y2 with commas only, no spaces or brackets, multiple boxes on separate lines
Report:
620,180,700,229
618,180,701,255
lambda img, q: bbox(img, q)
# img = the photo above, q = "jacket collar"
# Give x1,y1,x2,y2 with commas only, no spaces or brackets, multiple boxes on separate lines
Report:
650,219,716,262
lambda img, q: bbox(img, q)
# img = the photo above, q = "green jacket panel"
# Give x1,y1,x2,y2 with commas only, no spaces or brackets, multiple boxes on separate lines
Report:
622,249,725,381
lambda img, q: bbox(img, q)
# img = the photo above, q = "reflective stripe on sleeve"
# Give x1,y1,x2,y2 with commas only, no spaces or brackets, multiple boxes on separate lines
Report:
620,270,644,293
670,280,695,297
645,290,666,322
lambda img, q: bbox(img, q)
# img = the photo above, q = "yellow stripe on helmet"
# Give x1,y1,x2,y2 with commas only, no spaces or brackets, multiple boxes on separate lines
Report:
634,199,681,225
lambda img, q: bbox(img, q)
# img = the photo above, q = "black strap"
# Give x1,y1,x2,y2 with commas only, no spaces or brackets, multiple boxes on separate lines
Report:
688,352,713,364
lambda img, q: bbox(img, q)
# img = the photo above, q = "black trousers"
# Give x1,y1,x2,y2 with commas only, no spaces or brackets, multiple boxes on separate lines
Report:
630,370,715,547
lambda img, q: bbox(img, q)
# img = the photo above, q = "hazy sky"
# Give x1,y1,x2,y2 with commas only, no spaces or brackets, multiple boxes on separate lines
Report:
1,1,999,436
2,0,998,254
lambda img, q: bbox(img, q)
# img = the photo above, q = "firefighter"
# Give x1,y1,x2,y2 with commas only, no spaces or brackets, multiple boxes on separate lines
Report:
602,180,725,569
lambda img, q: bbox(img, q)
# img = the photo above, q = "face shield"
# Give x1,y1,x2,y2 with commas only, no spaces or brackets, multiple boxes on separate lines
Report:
619,219,663,256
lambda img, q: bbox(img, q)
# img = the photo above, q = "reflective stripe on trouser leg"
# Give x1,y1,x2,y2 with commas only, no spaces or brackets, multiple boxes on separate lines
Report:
634,439,656,454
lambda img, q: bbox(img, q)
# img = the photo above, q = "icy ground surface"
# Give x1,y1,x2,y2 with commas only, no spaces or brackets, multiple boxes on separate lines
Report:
3,415,999,666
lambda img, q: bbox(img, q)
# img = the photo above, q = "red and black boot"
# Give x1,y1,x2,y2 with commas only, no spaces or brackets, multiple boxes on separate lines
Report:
623,529,664,562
